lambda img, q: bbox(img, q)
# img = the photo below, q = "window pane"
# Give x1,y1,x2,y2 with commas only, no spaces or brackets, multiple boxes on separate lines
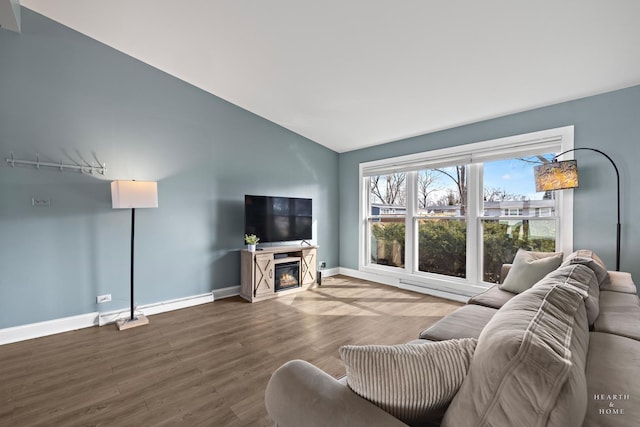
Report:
368,173,406,268
482,154,557,283
417,166,467,215
369,219,405,267
482,218,556,283
416,165,467,277
483,155,556,217
418,218,466,277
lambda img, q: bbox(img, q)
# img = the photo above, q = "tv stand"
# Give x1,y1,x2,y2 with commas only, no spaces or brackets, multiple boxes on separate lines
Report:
240,245,317,302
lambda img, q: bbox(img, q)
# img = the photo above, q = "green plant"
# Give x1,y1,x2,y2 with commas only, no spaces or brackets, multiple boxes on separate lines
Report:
244,234,260,245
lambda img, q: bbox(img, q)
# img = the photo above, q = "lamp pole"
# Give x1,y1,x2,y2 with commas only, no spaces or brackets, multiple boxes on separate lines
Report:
553,148,621,271
130,207,136,321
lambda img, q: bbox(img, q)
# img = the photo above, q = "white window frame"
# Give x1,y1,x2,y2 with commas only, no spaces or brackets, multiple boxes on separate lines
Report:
358,126,574,297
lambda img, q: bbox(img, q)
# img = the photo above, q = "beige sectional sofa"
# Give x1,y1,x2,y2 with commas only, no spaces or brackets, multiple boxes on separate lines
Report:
265,250,640,427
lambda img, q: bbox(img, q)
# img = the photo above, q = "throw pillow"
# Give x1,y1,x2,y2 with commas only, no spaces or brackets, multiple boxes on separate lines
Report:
339,338,477,426
499,249,563,293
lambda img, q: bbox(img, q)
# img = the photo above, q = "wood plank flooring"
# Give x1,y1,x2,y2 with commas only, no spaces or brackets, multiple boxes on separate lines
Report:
0,275,462,426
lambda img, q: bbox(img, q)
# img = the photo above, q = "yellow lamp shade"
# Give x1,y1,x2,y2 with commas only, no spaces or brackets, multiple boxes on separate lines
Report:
534,160,578,192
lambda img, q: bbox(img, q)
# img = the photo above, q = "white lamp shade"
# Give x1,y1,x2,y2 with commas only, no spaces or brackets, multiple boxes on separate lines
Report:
111,180,158,209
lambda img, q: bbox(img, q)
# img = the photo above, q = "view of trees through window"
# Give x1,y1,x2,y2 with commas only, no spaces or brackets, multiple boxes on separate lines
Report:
368,154,557,283
369,173,407,268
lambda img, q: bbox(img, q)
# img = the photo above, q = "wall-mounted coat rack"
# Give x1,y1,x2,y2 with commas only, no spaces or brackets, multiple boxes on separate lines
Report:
5,152,107,175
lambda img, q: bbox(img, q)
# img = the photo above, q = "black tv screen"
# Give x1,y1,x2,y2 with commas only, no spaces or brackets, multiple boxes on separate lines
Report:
244,195,312,243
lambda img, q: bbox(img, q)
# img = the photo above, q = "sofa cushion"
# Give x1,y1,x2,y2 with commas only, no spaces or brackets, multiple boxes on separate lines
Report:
593,290,640,341
601,271,637,294
561,249,609,285
584,332,640,427
499,249,563,293
340,339,477,426
442,267,591,427
545,263,600,326
467,285,515,309
418,304,497,341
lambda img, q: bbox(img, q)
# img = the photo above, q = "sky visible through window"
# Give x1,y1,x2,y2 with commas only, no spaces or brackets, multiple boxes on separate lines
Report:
483,155,554,201
421,155,555,206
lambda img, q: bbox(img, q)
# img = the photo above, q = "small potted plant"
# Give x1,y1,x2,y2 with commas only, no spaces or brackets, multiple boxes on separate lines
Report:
244,234,260,252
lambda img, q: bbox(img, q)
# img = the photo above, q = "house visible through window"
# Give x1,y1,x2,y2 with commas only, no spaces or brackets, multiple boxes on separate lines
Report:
359,126,574,296
503,208,523,216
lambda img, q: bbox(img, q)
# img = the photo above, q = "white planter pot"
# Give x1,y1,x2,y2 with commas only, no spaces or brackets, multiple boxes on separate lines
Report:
247,244,256,252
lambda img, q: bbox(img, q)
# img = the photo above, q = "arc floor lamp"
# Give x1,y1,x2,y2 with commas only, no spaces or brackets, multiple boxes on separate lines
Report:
534,148,621,271
111,180,159,330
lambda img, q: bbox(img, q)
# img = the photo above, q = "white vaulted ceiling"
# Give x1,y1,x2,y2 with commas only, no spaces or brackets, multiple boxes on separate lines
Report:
16,0,640,152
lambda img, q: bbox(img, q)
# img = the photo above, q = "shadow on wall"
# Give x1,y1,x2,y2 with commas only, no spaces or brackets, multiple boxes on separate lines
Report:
208,198,244,289
0,165,111,218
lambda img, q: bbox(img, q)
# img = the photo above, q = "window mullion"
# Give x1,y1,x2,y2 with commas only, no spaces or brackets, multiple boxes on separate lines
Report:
405,171,417,274
360,175,369,270
466,163,481,285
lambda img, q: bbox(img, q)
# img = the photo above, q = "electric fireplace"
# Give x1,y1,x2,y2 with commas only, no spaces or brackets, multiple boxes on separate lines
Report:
275,261,300,291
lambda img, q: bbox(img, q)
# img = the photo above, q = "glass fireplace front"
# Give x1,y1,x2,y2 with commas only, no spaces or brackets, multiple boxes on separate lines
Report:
275,261,300,291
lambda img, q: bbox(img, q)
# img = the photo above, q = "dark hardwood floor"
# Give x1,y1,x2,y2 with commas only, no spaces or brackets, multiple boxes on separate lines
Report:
0,275,462,426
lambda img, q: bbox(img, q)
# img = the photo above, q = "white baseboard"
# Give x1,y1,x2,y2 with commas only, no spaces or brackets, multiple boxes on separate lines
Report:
98,292,214,326
0,268,357,346
338,267,470,303
213,286,240,300
338,267,398,286
320,267,340,278
0,313,98,346
0,291,215,346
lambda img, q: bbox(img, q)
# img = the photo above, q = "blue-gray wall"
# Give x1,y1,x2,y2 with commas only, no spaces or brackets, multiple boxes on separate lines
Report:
0,10,339,329
2,10,639,331
340,86,640,287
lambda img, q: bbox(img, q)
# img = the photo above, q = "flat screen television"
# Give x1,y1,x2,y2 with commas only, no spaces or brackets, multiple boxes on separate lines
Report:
244,195,312,243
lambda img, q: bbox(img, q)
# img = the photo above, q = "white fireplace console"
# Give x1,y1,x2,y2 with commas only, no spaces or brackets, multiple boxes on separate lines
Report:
240,245,318,302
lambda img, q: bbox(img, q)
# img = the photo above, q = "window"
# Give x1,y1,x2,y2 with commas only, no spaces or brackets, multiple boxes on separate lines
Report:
367,173,406,268
359,126,574,296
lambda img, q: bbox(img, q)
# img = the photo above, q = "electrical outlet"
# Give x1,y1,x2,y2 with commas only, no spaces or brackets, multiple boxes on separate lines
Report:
319,261,326,269
32,197,51,207
97,294,112,304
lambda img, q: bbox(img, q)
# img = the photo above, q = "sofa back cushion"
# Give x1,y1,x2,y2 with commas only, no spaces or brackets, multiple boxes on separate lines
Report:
442,264,591,427
561,249,608,285
546,263,600,326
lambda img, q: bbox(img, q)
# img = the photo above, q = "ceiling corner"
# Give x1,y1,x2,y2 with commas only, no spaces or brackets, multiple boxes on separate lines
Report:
0,0,21,33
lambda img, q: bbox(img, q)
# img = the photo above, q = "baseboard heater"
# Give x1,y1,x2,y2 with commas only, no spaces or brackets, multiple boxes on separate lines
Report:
398,279,471,303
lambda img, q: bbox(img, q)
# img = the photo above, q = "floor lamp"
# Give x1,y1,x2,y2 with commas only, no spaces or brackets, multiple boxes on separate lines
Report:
111,180,159,330
533,148,621,271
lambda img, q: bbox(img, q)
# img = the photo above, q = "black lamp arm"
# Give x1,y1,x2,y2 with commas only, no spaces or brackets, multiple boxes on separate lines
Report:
553,147,621,271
